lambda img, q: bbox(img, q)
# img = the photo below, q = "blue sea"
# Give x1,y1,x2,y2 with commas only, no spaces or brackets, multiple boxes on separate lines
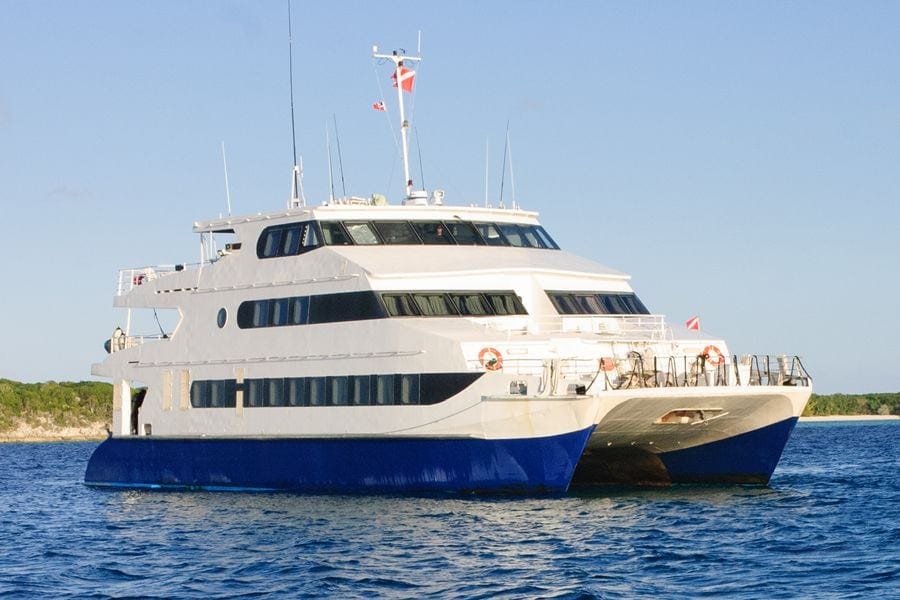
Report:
1,422,897,599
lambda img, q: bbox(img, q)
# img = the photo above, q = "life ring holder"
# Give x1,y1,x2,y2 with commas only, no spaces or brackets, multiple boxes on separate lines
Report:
478,347,503,371
703,344,725,366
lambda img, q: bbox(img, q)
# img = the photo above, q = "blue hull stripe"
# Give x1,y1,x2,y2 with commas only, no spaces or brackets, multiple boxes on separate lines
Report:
659,417,799,484
84,427,595,494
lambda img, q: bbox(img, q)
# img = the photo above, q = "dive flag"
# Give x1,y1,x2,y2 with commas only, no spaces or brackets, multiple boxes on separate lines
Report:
372,101,386,111
685,316,700,331
391,66,416,93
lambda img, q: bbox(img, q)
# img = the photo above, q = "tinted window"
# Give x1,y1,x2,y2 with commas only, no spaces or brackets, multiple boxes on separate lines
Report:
412,221,452,245
286,377,306,406
344,222,380,245
189,372,484,409
308,377,326,406
350,376,371,405
451,293,492,316
372,221,420,244
445,222,484,245
485,293,527,315
548,291,650,315
309,291,387,324
382,293,420,317
320,222,352,245
412,294,457,316
474,223,508,246
497,223,527,247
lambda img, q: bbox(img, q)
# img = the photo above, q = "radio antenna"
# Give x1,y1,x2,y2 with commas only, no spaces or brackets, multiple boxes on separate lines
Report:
499,119,510,208
221,141,232,216
332,114,347,198
287,0,305,208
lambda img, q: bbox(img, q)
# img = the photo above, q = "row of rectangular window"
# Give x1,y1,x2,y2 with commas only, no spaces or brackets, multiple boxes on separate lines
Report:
382,292,527,317
236,290,526,329
547,292,650,315
189,373,483,409
256,219,560,259
237,291,386,329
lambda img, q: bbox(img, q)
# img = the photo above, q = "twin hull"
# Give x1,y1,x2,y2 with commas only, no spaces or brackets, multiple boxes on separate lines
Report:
85,384,809,493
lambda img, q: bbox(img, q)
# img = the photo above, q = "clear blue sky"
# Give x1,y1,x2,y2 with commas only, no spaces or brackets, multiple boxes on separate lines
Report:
1,1,898,393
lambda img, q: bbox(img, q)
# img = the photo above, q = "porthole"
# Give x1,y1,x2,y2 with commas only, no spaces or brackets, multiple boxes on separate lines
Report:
217,308,227,328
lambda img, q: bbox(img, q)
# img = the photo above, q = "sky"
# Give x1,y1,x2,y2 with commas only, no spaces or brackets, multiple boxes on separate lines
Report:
1,1,898,393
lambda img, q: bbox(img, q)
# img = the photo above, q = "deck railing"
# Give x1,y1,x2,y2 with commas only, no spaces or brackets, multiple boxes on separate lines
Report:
470,353,811,394
115,263,205,296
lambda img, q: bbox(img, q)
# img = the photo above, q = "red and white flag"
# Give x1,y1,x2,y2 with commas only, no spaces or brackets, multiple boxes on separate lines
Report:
685,316,700,331
372,101,386,111
391,67,416,93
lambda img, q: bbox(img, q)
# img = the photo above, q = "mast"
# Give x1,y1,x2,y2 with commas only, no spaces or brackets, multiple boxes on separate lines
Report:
372,45,421,200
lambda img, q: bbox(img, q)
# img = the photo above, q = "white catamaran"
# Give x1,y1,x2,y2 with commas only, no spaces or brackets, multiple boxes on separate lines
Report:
86,43,811,493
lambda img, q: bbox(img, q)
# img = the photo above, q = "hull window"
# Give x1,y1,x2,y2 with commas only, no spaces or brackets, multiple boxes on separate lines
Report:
189,373,484,409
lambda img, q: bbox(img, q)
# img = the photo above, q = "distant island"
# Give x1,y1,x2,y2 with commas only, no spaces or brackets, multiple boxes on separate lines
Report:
0,378,897,441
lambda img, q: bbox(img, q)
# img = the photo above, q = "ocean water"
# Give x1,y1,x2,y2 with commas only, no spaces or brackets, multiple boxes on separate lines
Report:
0,422,897,599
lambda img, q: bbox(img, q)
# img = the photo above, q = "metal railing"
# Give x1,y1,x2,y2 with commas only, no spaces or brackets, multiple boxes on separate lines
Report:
115,263,201,296
467,353,811,394
485,314,670,338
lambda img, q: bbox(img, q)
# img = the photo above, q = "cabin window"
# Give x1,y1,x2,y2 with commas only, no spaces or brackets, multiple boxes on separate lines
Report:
217,308,227,329
252,301,269,328
411,221,453,245
271,298,291,326
445,222,484,245
399,374,420,405
450,293,492,316
372,221,421,244
375,375,395,405
344,222,380,245
286,377,306,406
474,222,507,246
319,221,352,245
190,372,483,409
382,293,420,317
350,375,371,405
547,291,650,315
308,377,326,406
411,293,457,316
485,293,527,315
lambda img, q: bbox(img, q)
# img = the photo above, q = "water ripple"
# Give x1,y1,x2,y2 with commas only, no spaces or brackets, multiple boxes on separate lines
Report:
0,423,897,598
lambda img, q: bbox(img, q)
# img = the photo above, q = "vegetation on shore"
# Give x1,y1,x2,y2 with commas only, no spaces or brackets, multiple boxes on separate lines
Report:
0,379,897,434
803,392,900,417
0,379,111,432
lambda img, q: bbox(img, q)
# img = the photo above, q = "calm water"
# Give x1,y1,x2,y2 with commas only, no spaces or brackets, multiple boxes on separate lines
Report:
1,422,897,599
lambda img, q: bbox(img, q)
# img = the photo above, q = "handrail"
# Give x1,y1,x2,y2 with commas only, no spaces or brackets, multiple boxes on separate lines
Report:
115,262,208,296
467,353,811,393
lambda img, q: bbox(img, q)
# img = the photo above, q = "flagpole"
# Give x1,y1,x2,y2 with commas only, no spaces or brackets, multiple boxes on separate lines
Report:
373,45,421,200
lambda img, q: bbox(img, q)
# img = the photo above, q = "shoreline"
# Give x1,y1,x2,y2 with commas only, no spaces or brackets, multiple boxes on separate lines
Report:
2,415,897,443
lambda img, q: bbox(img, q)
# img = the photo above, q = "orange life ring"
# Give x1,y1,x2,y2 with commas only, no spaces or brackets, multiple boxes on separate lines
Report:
478,347,503,371
599,357,616,371
703,344,725,365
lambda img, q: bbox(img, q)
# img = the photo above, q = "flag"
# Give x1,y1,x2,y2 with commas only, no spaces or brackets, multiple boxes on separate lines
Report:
372,101,386,111
391,66,415,93
685,316,700,331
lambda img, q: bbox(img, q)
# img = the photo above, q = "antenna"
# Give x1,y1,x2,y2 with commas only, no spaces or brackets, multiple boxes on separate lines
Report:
332,114,347,198
326,123,335,203
373,43,422,200
484,138,490,208
414,127,425,190
506,125,517,210
287,0,305,208
499,119,510,209
221,141,232,216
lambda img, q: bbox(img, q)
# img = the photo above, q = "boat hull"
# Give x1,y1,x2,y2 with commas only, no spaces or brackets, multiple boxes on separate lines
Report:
84,426,595,494
572,416,798,486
